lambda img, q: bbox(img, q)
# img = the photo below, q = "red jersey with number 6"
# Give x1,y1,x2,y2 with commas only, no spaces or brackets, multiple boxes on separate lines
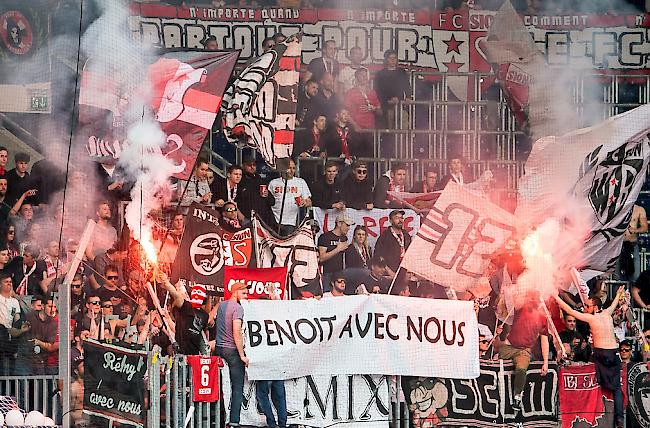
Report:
187,356,220,402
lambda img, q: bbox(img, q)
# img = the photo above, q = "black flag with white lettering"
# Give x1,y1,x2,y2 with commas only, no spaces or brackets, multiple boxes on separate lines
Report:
83,340,148,426
171,203,253,295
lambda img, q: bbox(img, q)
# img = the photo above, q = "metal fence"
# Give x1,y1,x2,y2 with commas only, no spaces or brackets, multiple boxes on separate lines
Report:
0,375,60,422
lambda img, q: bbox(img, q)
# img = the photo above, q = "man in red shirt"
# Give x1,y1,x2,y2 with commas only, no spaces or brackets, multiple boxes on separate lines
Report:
498,289,549,411
345,68,381,130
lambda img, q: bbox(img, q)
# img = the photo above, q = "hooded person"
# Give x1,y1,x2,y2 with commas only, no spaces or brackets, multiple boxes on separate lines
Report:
160,273,210,355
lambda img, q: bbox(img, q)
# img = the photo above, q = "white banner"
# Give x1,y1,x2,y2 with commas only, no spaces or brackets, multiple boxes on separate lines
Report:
313,208,421,248
222,371,389,428
242,294,479,380
401,182,517,292
517,103,650,273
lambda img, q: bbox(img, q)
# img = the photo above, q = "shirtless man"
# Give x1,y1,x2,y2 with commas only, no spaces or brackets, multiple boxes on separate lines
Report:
619,204,647,282
554,286,626,428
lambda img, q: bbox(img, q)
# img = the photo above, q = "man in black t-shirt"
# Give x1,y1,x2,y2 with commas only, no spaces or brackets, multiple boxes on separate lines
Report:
317,214,353,290
162,274,210,355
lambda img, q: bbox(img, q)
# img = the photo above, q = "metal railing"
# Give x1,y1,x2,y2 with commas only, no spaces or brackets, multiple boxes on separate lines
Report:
0,375,60,423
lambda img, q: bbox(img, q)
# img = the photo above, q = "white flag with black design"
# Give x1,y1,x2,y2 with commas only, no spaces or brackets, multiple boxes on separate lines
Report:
517,103,650,274
253,214,321,298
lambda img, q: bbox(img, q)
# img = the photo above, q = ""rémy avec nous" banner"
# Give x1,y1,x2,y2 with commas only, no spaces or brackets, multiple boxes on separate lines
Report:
242,294,479,380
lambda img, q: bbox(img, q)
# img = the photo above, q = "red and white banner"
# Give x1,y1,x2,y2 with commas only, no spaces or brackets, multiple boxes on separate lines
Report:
559,363,627,428
187,356,220,402
401,182,516,291
223,266,288,300
129,4,650,78
80,50,238,180
242,294,479,380
313,207,420,248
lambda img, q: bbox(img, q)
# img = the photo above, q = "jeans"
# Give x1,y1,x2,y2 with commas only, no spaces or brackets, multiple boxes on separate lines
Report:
217,347,246,426
256,380,287,427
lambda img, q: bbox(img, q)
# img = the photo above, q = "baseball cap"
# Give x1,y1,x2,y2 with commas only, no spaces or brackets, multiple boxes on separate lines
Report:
189,283,207,308
389,209,405,218
230,281,248,293
335,214,354,225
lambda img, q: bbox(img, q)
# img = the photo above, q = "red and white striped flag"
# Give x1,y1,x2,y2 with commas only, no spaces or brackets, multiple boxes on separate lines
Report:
387,190,441,211
401,182,516,292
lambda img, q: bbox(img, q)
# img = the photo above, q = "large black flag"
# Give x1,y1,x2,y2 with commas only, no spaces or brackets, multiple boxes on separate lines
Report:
171,203,252,295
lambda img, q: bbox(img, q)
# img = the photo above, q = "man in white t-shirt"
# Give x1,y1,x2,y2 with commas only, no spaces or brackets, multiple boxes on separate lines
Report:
268,159,312,235
337,47,366,94
0,273,20,374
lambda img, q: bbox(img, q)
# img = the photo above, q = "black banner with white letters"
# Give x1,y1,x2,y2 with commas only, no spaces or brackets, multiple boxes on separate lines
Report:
402,361,558,428
83,340,148,426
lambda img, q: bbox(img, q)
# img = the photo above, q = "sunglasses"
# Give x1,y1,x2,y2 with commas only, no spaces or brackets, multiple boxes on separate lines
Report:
480,340,489,344
620,348,631,352
356,169,368,174
225,207,237,212
88,301,100,305
107,276,119,280
71,284,82,289
335,279,346,283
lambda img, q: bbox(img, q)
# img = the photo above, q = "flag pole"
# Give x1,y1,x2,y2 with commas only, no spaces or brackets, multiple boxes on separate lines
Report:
387,265,403,295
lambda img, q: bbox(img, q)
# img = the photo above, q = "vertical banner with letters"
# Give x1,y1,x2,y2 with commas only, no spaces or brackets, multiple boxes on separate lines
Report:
171,203,253,295
222,371,390,428
242,294,478,380
83,340,148,426
401,182,516,292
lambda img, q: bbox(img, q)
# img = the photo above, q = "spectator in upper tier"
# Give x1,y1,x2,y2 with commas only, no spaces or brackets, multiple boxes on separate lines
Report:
5,152,36,207
6,245,47,295
338,46,366,94
345,68,381,130
312,72,342,121
296,79,319,127
268,159,312,235
411,169,439,193
178,160,212,206
202,35,218,50
294,113,327,185
437,156,472,190
342,160,374,210
311,161,345,210
305,39,340,83
323,107,370,160
211,165,243,208
295,114,327,159
374,209,411,273
0,146,8,177
374,163,409,209
374,49,411,129
237,156,274,225
344,225,372,270
261,36,275,53
87,201,118,260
